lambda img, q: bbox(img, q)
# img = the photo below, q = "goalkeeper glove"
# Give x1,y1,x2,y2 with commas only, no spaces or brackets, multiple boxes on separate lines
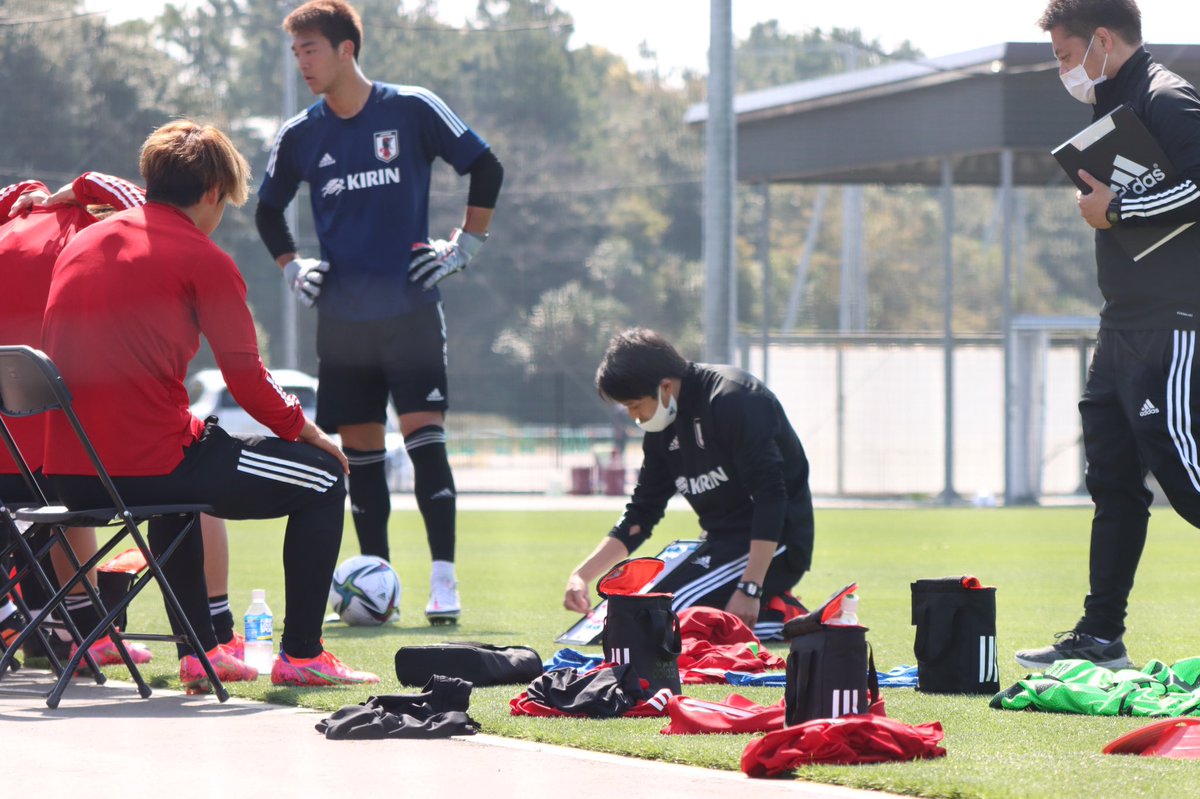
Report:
283,257,329,308
408,228,486,289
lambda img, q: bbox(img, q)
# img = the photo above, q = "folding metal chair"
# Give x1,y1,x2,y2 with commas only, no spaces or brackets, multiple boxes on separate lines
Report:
0,345,228,707
0,479,105,684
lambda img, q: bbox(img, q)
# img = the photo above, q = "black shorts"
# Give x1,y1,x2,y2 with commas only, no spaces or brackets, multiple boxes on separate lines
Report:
315,302,448,431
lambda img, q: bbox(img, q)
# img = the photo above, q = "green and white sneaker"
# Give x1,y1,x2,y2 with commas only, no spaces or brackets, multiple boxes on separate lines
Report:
1014,630,1133,671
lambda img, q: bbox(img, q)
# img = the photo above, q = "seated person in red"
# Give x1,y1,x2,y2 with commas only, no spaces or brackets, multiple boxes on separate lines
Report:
0,175,241,670
0,175,154,665
41,120,378,690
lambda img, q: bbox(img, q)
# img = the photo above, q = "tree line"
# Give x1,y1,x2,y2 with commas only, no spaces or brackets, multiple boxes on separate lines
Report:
0,0,1100,425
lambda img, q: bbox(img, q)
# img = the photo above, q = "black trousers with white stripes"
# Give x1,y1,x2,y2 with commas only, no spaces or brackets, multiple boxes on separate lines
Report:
652,538,804,641
53,421,345,659
1077,328,1200,640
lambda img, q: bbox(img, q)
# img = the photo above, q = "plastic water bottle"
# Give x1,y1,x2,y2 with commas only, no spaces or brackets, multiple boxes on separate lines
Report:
243,589,274,674
828,593,860,626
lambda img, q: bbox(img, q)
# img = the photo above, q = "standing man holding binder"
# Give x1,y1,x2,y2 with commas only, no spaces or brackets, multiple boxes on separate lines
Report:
1017,0,1200,670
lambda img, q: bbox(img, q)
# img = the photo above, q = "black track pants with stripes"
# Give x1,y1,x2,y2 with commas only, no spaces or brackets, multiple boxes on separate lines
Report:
1077,328,1200,640
651,538,803,641
53,421,345,659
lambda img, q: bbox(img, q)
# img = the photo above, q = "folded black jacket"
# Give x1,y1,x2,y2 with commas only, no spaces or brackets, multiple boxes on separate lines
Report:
524,664,648,718
315,675,480,739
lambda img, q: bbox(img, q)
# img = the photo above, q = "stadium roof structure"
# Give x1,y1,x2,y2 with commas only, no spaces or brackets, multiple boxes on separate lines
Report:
685,41,1200,186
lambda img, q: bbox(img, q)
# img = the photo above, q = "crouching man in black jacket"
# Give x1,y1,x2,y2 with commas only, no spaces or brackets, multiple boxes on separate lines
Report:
563,329,814,641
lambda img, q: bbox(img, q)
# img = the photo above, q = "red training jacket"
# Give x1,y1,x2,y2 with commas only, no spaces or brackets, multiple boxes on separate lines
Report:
0,174,144,474
42,201,304,476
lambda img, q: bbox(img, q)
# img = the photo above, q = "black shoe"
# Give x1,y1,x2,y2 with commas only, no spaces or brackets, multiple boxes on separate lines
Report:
1014,630,1133,670
20,624,71,664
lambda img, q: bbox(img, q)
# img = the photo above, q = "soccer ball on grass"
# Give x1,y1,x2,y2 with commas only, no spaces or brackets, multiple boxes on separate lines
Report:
328,555,401,625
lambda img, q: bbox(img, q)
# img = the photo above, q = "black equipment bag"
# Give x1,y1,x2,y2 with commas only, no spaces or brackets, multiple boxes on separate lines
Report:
911,576,999,694
602,592,682,694
394,642,543,687
785,625,879,725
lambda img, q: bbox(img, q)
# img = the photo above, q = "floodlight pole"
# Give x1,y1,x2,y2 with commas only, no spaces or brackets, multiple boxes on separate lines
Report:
1001,148,1016,504
759,182,771,383
703,0,736,363
280,2,299,369
940,157,958,504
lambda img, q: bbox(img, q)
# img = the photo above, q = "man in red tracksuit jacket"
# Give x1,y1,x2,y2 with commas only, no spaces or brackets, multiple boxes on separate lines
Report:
41,120,377,691
0,174,157,665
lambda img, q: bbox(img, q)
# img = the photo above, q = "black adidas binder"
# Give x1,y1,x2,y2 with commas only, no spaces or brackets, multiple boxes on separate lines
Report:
1052,104,1194,261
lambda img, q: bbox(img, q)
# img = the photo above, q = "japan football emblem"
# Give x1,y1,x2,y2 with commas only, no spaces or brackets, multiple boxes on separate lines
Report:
374,130,399,163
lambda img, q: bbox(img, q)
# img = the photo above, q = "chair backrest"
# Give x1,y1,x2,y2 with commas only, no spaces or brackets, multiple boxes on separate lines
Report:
0,346,71,418
0,346,127,516
0,415,49,507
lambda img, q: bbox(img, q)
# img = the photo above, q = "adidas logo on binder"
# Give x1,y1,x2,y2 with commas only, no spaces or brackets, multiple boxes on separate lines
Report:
1139,399,1160,417
1110,153,1166,196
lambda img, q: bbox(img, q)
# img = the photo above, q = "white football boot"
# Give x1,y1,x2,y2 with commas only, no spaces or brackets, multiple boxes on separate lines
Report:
425,560,461,625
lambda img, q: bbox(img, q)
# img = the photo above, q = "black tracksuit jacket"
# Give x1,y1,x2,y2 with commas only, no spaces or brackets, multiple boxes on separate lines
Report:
1093,48,1200,329
608,363,814,575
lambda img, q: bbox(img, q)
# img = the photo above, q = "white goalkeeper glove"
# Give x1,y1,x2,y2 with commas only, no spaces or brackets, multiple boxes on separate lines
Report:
283,257,329,308
408,228,486,289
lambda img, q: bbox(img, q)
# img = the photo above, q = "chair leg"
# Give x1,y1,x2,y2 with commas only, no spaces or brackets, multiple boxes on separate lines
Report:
0,522,106,684
123,512,229,703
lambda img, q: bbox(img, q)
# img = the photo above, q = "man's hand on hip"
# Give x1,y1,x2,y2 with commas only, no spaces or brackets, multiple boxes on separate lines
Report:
283,257,330,308
409,227,486,289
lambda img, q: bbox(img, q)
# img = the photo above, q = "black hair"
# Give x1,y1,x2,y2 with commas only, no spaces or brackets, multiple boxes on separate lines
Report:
285,0,363,59
1038,0,1142,45
595,328,689,403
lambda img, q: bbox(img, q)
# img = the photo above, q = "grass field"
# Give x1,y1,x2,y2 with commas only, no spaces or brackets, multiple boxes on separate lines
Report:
93,505,1200,798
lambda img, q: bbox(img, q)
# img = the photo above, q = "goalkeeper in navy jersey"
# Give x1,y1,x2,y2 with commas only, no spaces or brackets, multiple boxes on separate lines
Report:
255,0,503,625
563,329,814,640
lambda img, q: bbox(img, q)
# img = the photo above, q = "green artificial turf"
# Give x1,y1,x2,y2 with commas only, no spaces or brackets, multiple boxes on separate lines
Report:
85,506,1200,798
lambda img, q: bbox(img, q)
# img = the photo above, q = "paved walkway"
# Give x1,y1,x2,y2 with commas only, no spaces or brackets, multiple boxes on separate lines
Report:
1,667,903,799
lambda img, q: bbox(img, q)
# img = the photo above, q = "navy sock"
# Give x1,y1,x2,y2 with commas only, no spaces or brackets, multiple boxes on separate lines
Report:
345,448,390,561
209,594,234,644
405,426,456,562
63,593,102,638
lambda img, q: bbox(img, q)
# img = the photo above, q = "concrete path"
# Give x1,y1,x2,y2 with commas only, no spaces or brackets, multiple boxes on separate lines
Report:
0,668,905,799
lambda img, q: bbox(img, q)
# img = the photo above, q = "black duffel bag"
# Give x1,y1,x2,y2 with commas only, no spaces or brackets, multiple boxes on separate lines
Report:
911,576,999,694
394,642,543,687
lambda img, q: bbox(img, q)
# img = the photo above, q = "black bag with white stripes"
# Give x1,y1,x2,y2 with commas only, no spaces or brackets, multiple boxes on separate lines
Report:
785,625,879,724
602,593,682,695
911,576,999,694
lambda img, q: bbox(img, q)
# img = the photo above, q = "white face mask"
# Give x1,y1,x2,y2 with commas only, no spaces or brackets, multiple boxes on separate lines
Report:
1060,35,1108,104
636,389,677,433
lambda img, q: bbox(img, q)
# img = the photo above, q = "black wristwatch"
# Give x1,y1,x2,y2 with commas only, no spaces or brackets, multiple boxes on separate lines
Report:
1106,197,1122,227
736,580,763,599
